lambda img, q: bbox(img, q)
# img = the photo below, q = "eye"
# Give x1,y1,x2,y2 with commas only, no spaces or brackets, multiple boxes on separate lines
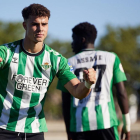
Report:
42,23,48,26
32,23,38,26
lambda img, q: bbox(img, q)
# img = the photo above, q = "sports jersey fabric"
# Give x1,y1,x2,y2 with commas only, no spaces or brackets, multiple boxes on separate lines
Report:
0,39,76,133
57,49,127,132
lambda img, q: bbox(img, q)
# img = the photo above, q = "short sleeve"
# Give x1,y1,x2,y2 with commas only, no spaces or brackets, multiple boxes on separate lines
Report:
56,56,76,87
113,54,127,84
0,46,8,68
57,80,69,92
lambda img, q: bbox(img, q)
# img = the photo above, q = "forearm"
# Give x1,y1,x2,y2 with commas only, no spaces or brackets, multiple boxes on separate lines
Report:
115,82,129,114
115,82,131,133
64,68,96,100
64,78,91,100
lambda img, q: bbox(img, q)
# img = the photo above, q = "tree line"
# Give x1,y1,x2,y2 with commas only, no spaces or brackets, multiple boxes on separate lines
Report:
0,21,140,119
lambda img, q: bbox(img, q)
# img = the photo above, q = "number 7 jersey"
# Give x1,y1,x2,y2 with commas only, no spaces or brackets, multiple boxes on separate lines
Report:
68,50,127,132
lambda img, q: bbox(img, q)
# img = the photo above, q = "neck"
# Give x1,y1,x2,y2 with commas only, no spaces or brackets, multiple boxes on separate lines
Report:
23,38,44,53
86,43,94,49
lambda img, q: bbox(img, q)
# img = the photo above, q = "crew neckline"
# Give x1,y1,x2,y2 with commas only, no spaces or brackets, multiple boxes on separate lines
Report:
20,39,45,56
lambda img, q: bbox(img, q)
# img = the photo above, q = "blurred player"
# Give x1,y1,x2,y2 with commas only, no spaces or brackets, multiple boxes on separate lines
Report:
57,22,131,140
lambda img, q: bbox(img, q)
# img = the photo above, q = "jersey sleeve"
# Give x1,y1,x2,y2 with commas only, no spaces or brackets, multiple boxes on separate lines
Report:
113,54,127,84
57,80,69,92
0,46,8,68
56,56,76,88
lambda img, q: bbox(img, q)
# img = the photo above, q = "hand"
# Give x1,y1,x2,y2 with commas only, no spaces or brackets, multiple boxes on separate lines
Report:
0,57,3,63
121,126,130,140
83,68,96,85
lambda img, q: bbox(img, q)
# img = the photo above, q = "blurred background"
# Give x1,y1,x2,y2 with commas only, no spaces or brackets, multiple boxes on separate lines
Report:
0,0,140,139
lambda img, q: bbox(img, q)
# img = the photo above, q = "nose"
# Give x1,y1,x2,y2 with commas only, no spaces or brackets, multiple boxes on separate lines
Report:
37,24,42,31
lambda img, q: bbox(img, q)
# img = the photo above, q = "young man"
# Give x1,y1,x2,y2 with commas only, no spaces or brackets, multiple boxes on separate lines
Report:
0,4,96,140
57,22,131,140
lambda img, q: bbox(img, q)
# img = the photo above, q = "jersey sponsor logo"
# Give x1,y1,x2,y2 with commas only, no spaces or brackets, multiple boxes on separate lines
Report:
12,57,18,63
12,74,49,92
68,62,74,72
41,62,52,70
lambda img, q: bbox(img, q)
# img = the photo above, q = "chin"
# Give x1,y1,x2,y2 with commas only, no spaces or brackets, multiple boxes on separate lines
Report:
35,39,44,42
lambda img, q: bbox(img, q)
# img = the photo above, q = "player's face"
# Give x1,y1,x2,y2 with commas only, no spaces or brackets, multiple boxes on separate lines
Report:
23,16,49,43
71,33,83,54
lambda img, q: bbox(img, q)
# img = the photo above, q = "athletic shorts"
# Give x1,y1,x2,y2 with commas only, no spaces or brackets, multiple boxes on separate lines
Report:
0,128,44,140
69,126,119,140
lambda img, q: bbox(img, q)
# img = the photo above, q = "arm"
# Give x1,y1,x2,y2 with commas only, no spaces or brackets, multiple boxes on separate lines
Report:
64,68,96,100
115,82,130,140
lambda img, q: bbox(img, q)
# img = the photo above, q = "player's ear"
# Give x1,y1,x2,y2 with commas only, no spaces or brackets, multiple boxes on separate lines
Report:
22,22,27,30
82,37,86,43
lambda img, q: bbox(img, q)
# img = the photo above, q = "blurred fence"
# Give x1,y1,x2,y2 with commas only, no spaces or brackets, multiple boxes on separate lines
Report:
45,120,140,140
131,131,140,140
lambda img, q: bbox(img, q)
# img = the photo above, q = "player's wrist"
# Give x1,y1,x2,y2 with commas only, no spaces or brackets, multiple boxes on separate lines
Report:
122,113,131,132
84,81,93,89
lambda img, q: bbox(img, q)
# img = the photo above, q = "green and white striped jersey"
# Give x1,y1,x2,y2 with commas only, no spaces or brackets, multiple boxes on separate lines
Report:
57,49,127,132
0,39,76,133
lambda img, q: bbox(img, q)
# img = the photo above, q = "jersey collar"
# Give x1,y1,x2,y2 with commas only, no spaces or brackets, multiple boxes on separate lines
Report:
20,39,45,56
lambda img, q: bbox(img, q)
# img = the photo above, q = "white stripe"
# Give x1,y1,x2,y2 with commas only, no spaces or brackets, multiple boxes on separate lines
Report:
88,102,97,130
101,102,110,128
0,45,20,128
38,50,50,102
15,56,35,132
31,50,50,132
31,104,42,133
76,107,83,132
56,57,61,73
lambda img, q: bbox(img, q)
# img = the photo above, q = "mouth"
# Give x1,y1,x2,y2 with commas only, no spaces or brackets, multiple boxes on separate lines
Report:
36,34,43,38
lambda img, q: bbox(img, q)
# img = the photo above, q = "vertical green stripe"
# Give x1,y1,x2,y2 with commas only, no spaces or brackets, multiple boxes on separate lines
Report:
70,96,77,132
113,126,119,140
0,68,10,117
24,93,40,132
95,105,104,129
82,107,90,131
38,100,48,131
49,51,57,82
7,50,27,130
108,78,118,127
24,53,44,132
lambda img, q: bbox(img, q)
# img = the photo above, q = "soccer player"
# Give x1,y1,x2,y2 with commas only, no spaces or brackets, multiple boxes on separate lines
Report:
57,22,131,140
0,4,96,140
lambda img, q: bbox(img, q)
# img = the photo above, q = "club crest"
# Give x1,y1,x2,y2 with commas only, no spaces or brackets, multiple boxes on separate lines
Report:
41,62,52,70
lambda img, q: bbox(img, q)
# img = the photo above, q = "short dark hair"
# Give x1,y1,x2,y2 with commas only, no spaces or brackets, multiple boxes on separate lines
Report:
72,22,97,44
22,3,50,20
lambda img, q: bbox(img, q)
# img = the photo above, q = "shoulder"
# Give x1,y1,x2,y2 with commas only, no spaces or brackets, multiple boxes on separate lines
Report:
95,50,118,59
44,44,67,64
0,40,21,51
44,44,62,57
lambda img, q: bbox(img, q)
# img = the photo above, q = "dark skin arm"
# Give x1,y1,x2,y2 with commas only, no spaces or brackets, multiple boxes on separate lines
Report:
62,92,72,140
115,82,130,140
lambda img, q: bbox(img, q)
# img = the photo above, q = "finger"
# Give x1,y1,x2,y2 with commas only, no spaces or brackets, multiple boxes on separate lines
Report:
0,57,3,62
83,69,88,75
88,68,96,84
83,70,88,81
